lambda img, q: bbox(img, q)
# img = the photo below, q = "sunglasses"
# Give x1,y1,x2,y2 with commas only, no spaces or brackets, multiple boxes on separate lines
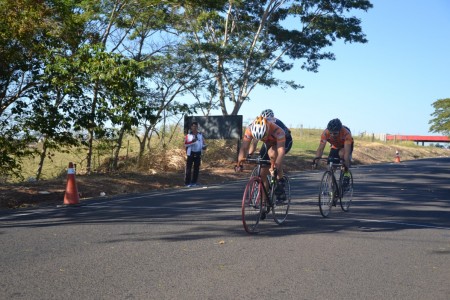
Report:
330,131,339,136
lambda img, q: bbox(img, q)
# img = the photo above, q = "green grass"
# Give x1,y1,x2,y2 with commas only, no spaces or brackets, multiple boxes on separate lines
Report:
289,128,322,153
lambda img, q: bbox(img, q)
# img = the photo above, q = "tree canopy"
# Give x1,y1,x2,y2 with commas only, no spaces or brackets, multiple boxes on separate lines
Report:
178,0,373,115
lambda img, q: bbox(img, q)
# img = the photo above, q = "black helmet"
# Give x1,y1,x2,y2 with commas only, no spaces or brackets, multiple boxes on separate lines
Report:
327,118,342,132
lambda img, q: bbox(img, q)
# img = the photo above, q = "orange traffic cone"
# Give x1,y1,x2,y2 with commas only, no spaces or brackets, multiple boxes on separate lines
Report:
63,162,80,205
395,150,401,163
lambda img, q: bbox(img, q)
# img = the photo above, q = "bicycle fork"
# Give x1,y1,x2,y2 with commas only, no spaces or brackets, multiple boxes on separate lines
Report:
332,178,340,206
325,174,338,206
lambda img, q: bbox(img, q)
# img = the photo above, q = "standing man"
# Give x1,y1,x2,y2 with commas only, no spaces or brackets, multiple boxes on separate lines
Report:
184,121,207,187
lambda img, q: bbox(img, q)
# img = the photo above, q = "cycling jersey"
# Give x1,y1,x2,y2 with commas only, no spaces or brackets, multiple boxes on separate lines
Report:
267,117,291,138
320,126,353,149
243,120,286,147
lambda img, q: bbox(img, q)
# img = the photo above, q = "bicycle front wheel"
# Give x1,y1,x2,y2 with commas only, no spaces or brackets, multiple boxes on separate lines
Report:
272,175,291,224
318,171,334,217
242,177,264,234
250,166,259,178
339,170,353,212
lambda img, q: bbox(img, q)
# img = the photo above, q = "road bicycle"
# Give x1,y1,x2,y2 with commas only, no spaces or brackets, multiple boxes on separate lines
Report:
312,157,353,217
240,157,291,233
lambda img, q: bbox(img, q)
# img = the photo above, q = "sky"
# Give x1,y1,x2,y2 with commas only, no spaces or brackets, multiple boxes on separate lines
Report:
211,0,450,136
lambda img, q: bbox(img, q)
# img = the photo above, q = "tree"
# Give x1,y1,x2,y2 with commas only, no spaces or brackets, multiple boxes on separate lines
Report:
0,0,230,178
179,0,373,115
429,98,450,136
0,0,86,178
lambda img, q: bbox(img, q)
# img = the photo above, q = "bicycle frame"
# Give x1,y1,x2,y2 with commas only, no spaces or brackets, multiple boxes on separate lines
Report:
328,160,344,197
246,157,276,205
313,157,353,217
314,158,344,194
241,157,291,233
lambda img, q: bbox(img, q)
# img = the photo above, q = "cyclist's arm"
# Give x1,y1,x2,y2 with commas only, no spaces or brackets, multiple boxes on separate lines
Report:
248,139,258,156
238,139,251,166
315,142,326,160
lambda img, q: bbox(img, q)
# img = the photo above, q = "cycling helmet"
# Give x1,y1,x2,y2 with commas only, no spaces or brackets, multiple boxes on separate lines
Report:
327,118,342,132
251,116,268,140
261,109,274,118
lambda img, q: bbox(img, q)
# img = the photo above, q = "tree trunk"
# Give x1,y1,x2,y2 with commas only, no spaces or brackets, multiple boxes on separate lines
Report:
35,138,48,181
86,84,99,174
112,126,126,170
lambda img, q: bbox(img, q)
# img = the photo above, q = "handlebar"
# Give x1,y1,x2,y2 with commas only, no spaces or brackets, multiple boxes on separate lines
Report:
312,157,346,170
245,157,272,166
235,156,273,172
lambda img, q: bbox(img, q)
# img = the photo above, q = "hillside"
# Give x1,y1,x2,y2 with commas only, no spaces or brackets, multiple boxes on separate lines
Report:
0,141,448,210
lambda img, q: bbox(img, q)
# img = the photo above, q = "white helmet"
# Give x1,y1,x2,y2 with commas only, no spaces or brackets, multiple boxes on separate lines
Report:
251,116,268,140
261,109,274,118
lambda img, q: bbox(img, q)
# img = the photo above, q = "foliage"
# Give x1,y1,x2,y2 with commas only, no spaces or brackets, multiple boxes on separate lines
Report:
429,98,450,136
0,122,38,180
178,0,373,115
0,0,87,177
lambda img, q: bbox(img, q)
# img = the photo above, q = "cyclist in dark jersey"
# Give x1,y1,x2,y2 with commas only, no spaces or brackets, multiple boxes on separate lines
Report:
248,109,293,159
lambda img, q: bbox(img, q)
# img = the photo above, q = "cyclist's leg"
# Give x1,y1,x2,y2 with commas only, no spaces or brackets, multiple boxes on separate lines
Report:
259,143,268,159
273,136,292,202
272,175,290,224
285,135,293,154
265,144,287,201
259,143,271,197
339,169,353,211
349,141,354,165
328,147,340,164
339,145,352,190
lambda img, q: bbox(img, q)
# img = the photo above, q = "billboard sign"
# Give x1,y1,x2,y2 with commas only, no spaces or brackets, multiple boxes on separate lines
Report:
184,115,243,139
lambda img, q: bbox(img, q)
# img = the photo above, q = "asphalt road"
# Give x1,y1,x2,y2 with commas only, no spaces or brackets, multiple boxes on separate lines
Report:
1,157,449,300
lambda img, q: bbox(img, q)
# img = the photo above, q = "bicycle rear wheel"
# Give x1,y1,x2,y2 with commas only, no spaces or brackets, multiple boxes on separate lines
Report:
272,175,291,224
339,170,353,212
318,171,334,217
242,177,264,233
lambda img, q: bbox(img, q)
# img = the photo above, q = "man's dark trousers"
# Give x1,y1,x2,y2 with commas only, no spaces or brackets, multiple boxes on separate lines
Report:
185,152,201,185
